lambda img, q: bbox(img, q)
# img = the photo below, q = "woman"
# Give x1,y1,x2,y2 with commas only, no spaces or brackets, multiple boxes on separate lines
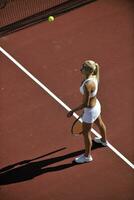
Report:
67,60,108,164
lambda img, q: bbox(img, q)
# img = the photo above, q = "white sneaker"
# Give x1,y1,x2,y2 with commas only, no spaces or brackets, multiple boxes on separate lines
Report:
74,154,93,164
94,137,108,146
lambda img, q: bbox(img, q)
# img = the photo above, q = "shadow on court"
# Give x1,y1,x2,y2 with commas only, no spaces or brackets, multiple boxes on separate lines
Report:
0,141,105,185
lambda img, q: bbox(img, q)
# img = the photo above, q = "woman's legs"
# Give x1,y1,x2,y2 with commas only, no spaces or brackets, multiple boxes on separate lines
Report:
82,122,93,157
94,115,107,142
74,122,93,163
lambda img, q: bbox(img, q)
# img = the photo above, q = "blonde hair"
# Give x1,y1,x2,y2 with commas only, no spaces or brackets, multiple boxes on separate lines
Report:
84,60,99,75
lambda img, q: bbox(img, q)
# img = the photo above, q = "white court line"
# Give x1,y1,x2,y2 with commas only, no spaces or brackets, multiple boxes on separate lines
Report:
0,46,134,170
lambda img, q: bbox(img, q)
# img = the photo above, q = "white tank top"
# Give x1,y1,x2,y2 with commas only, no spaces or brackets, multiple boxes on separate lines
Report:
80,77,98,97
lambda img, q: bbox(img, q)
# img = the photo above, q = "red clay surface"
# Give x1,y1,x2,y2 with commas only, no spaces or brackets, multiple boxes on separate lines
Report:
0,0,134,200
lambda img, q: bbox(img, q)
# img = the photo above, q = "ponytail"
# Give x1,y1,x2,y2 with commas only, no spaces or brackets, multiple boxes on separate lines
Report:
84,60,100,82
93,63,100,82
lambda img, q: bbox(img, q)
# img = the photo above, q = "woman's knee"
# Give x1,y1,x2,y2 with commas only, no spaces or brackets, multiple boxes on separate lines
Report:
95,117,106,134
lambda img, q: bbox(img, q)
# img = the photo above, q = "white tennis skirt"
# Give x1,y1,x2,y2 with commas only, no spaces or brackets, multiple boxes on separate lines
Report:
82,99,101,123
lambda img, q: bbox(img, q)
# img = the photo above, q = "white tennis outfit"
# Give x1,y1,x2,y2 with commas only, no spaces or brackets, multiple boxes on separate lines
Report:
80,77,101,123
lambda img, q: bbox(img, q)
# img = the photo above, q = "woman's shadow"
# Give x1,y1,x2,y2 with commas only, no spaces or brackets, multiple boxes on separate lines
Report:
0,141,104,185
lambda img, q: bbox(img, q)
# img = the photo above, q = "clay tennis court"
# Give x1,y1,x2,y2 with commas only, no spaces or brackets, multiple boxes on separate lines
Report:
0,0,134,199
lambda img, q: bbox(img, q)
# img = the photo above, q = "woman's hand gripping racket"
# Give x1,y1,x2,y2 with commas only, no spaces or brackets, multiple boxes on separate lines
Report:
67,111,83,136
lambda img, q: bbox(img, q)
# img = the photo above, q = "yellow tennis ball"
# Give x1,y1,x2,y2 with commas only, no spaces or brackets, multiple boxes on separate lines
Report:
48,16,55,22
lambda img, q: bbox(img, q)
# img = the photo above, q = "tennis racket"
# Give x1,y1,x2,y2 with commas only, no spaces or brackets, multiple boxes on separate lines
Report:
71,114,83,136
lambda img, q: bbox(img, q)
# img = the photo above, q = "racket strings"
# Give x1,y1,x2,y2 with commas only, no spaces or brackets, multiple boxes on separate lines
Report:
72,119,83,135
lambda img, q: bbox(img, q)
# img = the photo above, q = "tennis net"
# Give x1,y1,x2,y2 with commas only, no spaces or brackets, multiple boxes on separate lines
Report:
0,0,96,37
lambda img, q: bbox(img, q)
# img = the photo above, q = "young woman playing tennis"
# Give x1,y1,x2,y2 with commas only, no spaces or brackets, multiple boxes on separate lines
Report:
67,60,108,163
